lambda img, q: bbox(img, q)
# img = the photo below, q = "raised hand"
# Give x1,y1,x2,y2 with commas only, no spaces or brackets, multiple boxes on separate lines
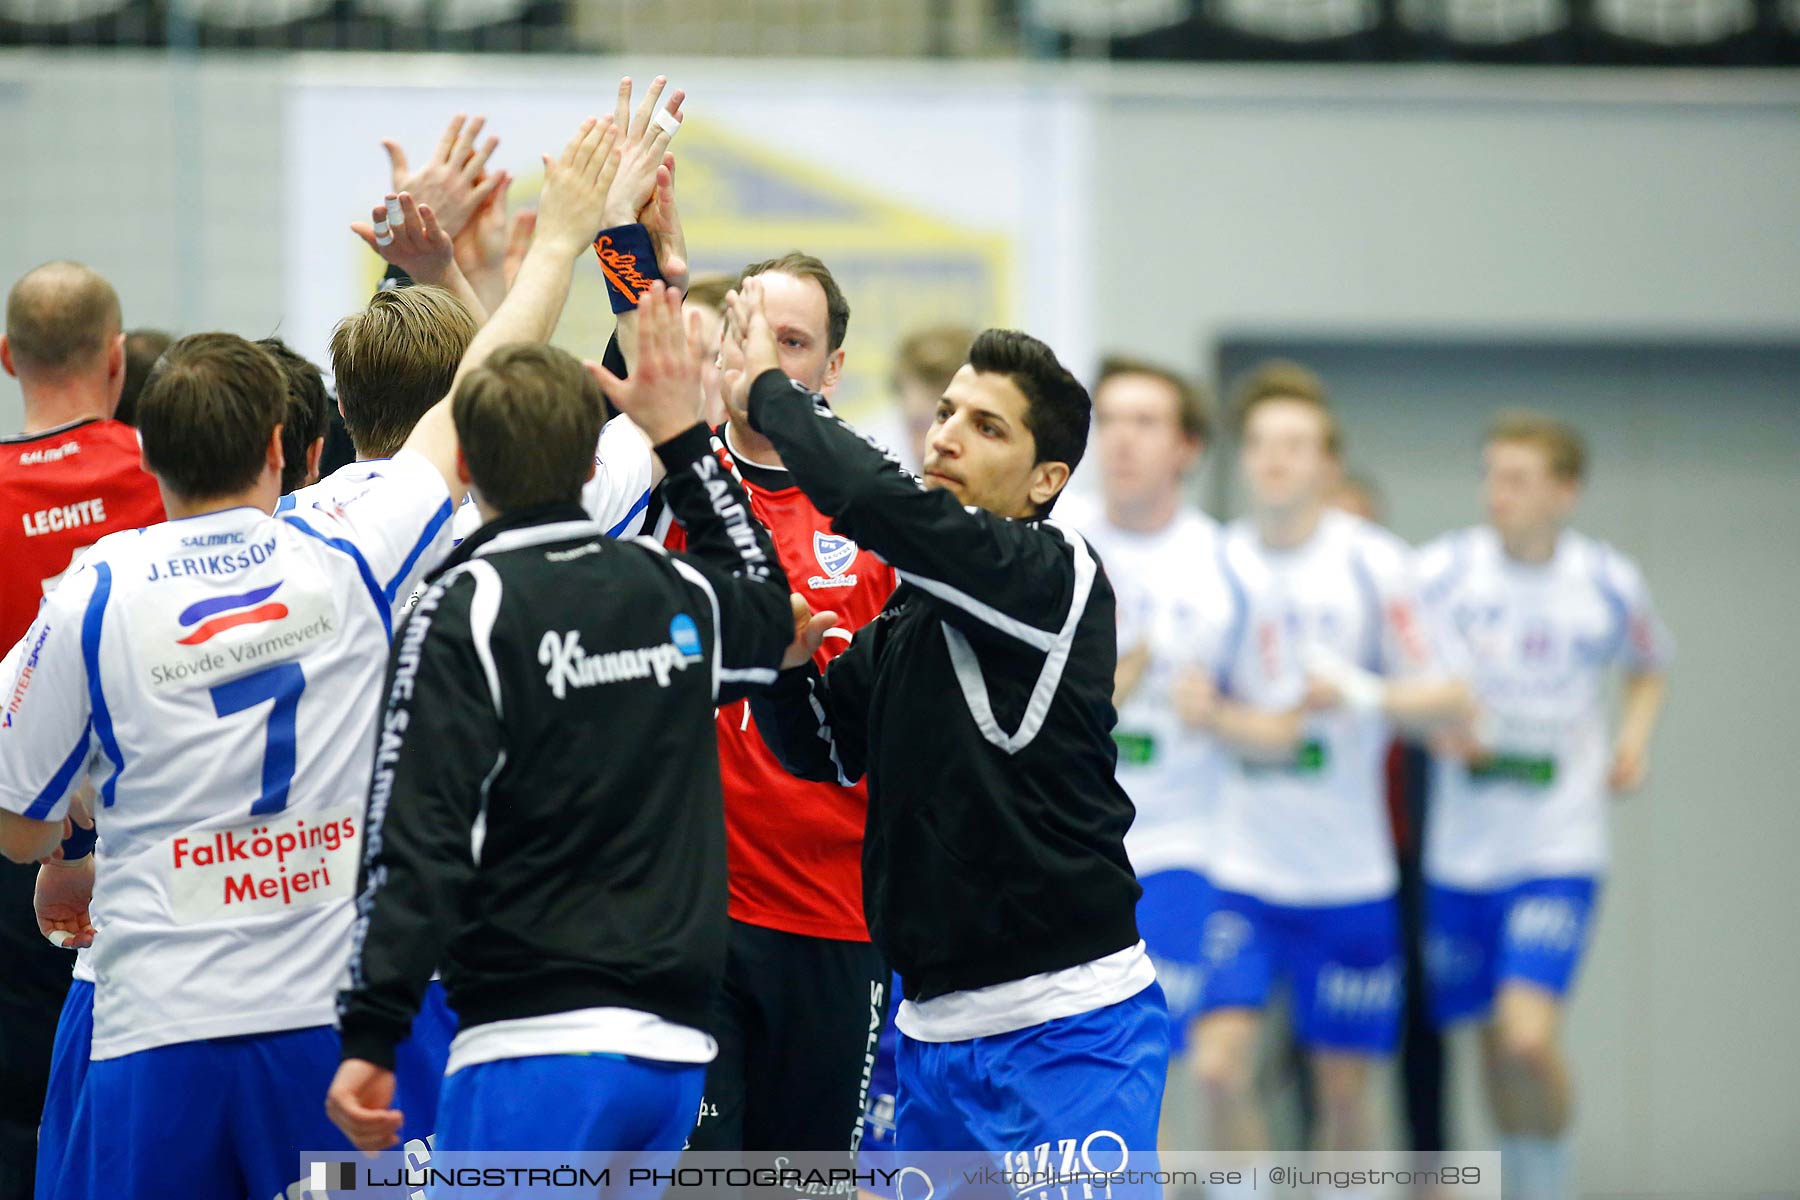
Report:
453,172,514,312
381,113,506,241
720,277,783,420
534,116,623,258
640,155,689,290
353,192,454,285
601,76,685,242
502,207,536,290
591,281,704,444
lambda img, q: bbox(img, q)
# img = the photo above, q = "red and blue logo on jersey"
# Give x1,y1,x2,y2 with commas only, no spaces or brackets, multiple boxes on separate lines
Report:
176,583,288,645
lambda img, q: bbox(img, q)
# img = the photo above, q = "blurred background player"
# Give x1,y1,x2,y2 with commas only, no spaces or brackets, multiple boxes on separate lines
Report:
678,252,897,1158
1060,355,1303,1149
113,329,172,429
0,261,163,1200
874,325,976,473
1418,411,1672,1200
257,337,332,495
1325,467,1450,1173
1197,363,1470,1190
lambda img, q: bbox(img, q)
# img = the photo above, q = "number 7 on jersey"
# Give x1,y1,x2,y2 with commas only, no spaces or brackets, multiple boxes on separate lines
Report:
209,663,306,817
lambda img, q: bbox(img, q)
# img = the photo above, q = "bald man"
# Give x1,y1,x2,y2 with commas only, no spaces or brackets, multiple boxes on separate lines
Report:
0,261,163,1200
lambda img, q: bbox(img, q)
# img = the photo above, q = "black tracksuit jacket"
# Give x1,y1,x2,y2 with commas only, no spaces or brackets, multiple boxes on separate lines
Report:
336,424,790,1068
743,371,1142,1004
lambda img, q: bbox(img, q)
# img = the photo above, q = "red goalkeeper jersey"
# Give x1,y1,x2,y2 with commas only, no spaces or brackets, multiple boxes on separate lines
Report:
1,418,165,652
664,426,896,942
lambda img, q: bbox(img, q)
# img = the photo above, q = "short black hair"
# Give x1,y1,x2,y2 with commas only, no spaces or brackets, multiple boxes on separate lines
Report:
967,329,1090,514
117,328,174,427
138,333,283,502
257,338,331,494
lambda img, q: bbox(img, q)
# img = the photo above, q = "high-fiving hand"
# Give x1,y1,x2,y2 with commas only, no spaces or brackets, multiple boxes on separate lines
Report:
720,277,784,422
352,192,455,285
601,75,688,288
534,116,624,258
591,280,705,445
381,113,507,241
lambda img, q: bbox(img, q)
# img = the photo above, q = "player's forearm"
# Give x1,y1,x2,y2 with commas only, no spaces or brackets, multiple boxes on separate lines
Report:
0,811,63,864
1209,702,1305,756
449,239,578,390
747,368,1072,640
459,261,507,321
432,260,489,327
1381,677,1475,731
1615,672,1667,755
749,664,860,786
656,425,780,586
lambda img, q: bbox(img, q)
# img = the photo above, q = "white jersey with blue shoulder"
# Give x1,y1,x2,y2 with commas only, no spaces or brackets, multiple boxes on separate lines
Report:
1062,496,1255,879
0,449,452,1060
1214,509,1435,905
1417,526,1672,888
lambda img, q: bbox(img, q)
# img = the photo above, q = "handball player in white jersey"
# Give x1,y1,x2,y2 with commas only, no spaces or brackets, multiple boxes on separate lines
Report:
1061,357,1304,1146
1195,365,1469,1181
1417,411,1670,1199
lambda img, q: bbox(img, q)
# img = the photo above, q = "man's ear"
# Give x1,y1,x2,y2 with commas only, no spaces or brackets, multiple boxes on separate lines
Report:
455,446,474,488
820,348,846,398
268,425,286,476
0,336,14,380
305,436,326,488
105,334,126,414
1028,460,1072,514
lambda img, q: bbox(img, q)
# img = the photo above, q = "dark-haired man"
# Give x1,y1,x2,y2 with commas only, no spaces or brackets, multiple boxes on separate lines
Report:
257,337,331,494
116,329,173,428
733,281,1169,1160
329,282,790,1158
0,111,621,1199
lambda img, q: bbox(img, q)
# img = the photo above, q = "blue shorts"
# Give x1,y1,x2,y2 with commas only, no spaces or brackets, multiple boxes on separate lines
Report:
895,983,1168,1188
1198,888,1403,1055
436,1052,705,1155
47,986,452,1200
34,977,94,1200
1427,876,1600,1027
393,980,458,1142
56,1024,352,1200
1135,870,1214,1054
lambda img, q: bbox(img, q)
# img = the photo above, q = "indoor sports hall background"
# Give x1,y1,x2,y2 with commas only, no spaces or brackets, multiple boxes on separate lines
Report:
2,4,1797,1195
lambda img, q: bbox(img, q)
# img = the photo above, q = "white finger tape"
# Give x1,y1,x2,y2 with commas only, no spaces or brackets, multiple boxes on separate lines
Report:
385,198,404,225
372,218,390,237
46,930,72,948
375,233,395,247
653,108,681,136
